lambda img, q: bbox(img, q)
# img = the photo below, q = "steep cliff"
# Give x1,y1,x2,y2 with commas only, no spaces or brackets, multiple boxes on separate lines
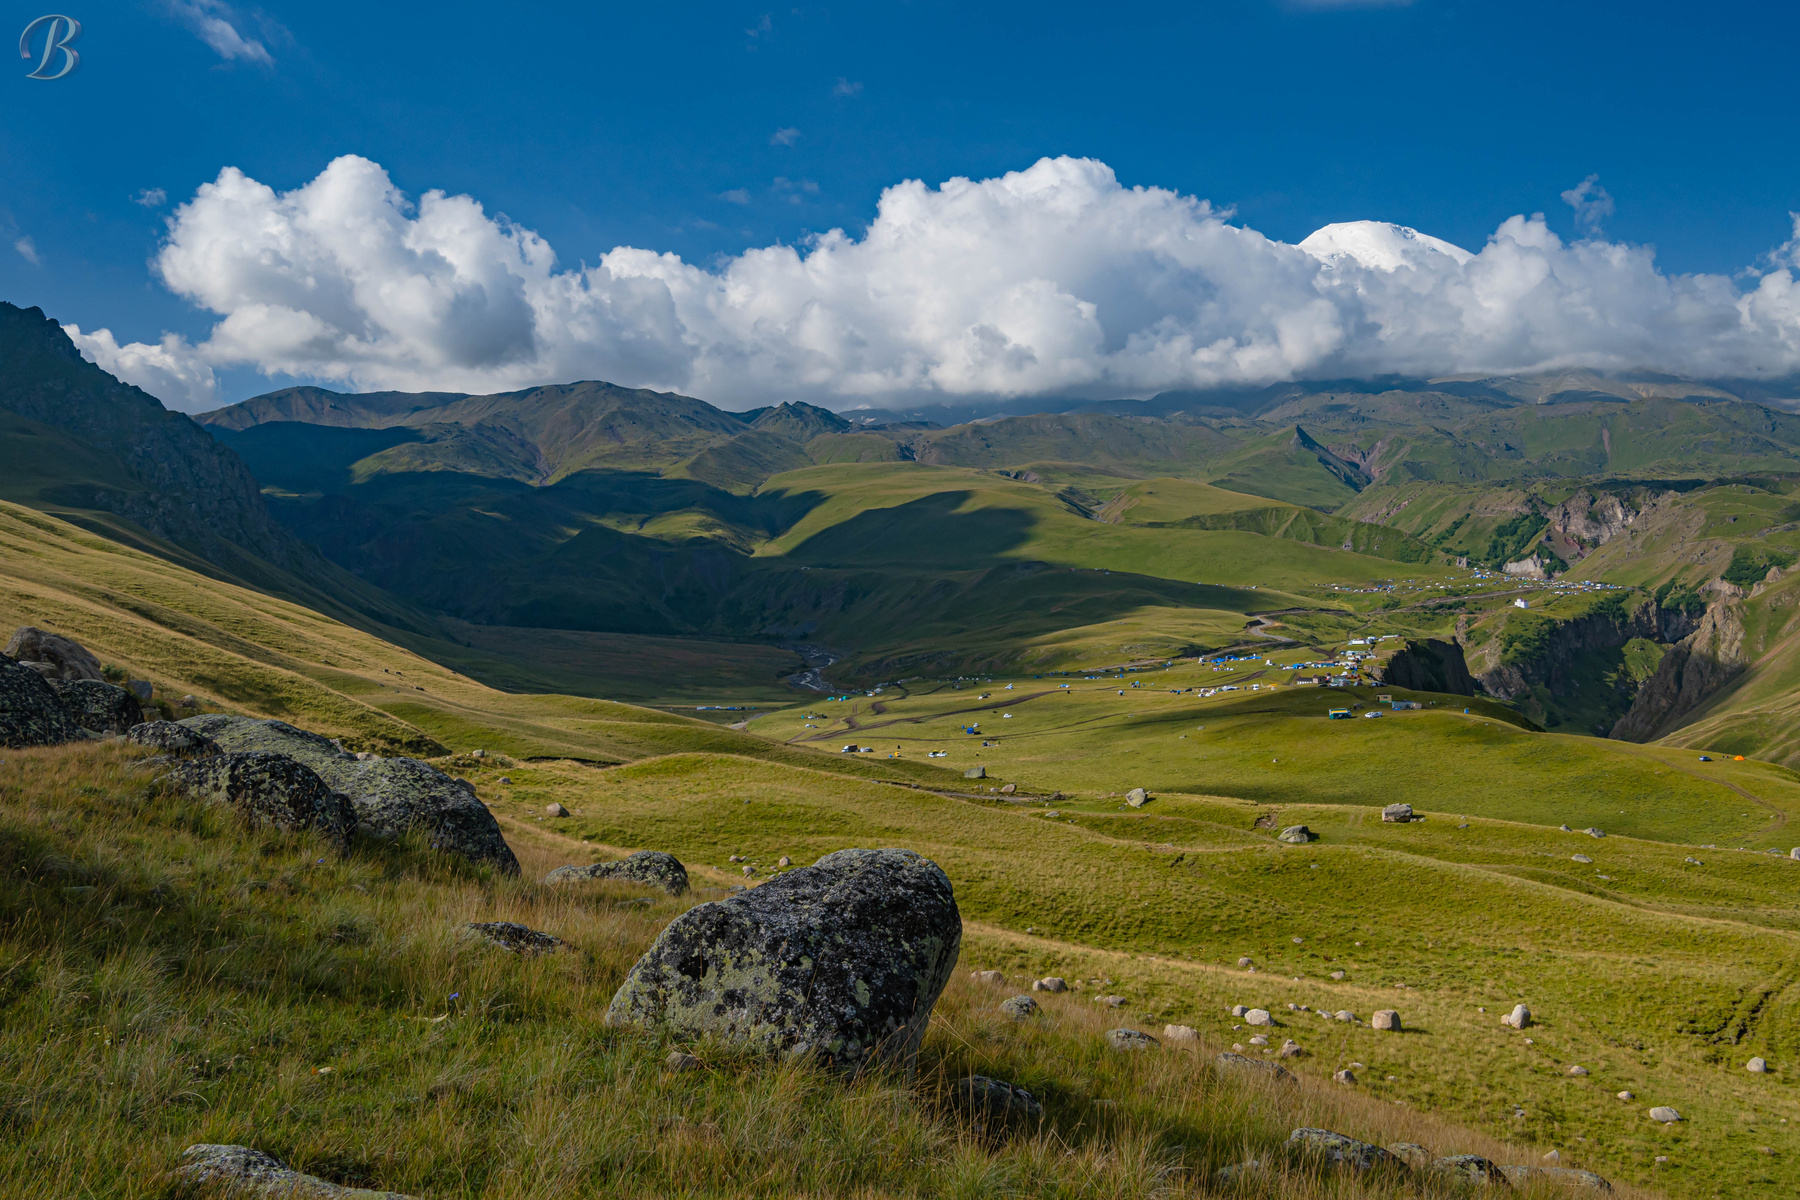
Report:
1373,638,1476,695
1609,600,1749,742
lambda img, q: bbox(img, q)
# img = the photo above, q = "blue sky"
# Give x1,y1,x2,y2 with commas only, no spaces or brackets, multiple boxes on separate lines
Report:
5,1,1800,411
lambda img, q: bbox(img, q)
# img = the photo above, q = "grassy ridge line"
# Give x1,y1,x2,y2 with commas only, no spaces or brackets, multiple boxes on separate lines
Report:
2,743,1629,1200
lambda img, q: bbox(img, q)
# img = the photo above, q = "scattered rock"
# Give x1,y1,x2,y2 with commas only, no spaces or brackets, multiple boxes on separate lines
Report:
1105,1028,1158,1051
1230,1003,1249,1017
157,752,355,851
1248,1034,1268,1046
178,716,518,874
1385,1143,1430,1169
952,1074,1042,1122
1747,1057,1768,1073
1287,1128,1403,1173
461,921,563,955
1560,824,1572,832
742,865,755,877
1648,1106,1681,1123
1334,1068,1356,1084
604,848,960,1072
1334,1010,1355,1022
964,766,986,779
1237,956,1253,968
1617,1091,1634,1101
1278,1039,1304,1058
1329,970,1346,980
1502,1003,1532,1029
176,1144,416,1199
1434,1154,1508,1185
777,855,792,867
177,694,199,708
1572,854,1593,864
665,1050,700,1072
545,802,569,817
999,995,1038,1020
1381,803,1414,823
125,720,220,758
1214,1052,1296,1084
1372,1009,1402,1032
1212,1159,1263,1185
1032,976,1067,992
1095,994,1126,1008
127,680,153,702
1125,787,1148,807
4,627,102,681
0,654,83,749
1162,1024,1199,1045
52,679,142,734
999,783,1017,794
544,849,689,895
1497,1164,1613,1191
971,969,1005,985
1568,1065,1589,1076
1245,1008,1273,1026
1586,828,1605,838
1277,825,1316,844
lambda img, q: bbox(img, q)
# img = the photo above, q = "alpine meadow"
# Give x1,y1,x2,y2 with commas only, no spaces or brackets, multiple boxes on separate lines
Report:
11,4,1800,1197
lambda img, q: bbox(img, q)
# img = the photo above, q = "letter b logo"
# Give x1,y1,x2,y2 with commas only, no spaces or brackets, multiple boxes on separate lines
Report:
21,15,81,80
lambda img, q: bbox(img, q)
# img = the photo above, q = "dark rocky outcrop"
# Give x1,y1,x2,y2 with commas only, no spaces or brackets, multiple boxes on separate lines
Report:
176,1144,417,1199
543,850,689,894
1373,638,1475,696
1288,1128,1405,1173
1470,595,1695,703
1497,1164,1612,1191
158,751,356,851
177,715,517,874
1611,599,1748,742
0,654,83,748
125,720,221,757
52,679,142,734
3,626,102,681
951,1074,1043,1122
461,921,564,955
1213,1052,1296,1084
605,848,961,1072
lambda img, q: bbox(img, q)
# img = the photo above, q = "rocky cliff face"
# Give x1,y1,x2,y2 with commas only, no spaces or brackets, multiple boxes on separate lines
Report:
0,302,303,572
1609,600,1749,742
1468,598,1695,702
1543,490,1643,562
1373,638,1476,695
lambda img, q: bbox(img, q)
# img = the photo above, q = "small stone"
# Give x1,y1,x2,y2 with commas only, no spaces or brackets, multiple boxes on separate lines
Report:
1747,1057,1768,1073
1648,1106,1681,1123
1248,1034,1268,1046
1372,1009,1401,1032
1106,1028,1158,1051
546,802,569,817
665,1051,700,1072
1568,1065,1588,1076
1125,786,1148,807
952,1074,1042,1122
1543,1149,1562,1163
742,865,754,877
498,776,511,784
1237,956,1253,967
999,995,1038,1020
777,856,792,867
1032,976,1066,992
999,783,1016,794
1617,1091,1634,1101
1334,1068,1356,1084
1214,1052,1296,1084
1245,1008,1273,1026
1162,1024,1199,1044
1277,824,1316,844
1560,824,1572,832
1572,854,1593,863
971,969,1005,984
1278,1039,1303,1058
1095,994,1126,1008
1230,1003,1248,1017
461,921,564,955
1291,935,1304,944
1502,1003,1532,1029
1586,828,1605,838
1330,970,1345,980
1381,803,1414,823
1334,1010,1355,1022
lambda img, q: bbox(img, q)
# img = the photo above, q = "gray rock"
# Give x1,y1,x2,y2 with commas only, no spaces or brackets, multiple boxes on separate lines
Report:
126,720,221,758
1385,1143,1430,1169
1648,1106,1681,1123
1277,825,1316,844
1747,1056,1768,1073
1231,1003,1248,1017
1567,1064,1588,1076
545,802,569,817
1498,1164,1612,1191
1329,970,1346,980
52,679,143,734
1000,995,1039,1020
952,1074,1042,1122
177,716,517,874
0,654,82,748
1277,1039,1304,1058
1106,1028,1158,1051
1334,1010,1355,1022
176,1144,416,1198
1125,786,1148,807
971,969,1005,984
604,848,960,1073
1212,1159,1263,1185
1288,1128,1404,1173
158,752,356,851
964,766,986,779
1586,828,1605,838
1214,1052,1296,1084
665,1050,700,1072
543,849,689,895
1095,994,1126,1008
1032,976,1067,992
1434,1154,1508,1185
1572,853,1593,863
127,680,153,702
1502,1003,1532,1029
4,627,102,682
1163,1024,1199,1044
1333,1068,1356,1084
1372,1009,1402,1032
1245,1008,1274,1026
461,921,563,955
1381,803,1414,823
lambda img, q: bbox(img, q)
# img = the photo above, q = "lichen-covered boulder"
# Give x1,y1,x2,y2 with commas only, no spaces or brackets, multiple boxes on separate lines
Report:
461,921,564,955
159,752,355,851
605,848,961,1072
1434,1154,1509,1185
53,679,143,734
1213,1052,1297,1084
177,1144,416,1199
0,654,83,748
4,627,102,681
1288,1128,1406,1173
126,720,221,757
178,715,518,874
951,1074,1042,1122
543,849,688,895
1498,1164,1611,1191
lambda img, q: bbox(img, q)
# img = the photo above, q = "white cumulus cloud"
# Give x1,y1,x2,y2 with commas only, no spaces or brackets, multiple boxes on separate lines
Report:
71,154,1800,413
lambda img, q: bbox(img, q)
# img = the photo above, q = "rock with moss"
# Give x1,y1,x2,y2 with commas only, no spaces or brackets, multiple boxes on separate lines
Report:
52,679,143,734
1213,1052,1297,1084
1288,1128,1406,1173
952,1074,1042,1122
0,654,83,748
1434,1154,1509,1185
543,849,688,895
605,848,961,1073
126,720,221,757
4,626,103,682
461,921,564,955
1498,1164,1611,1191
177,1144,417,1198
159,752,356,851
178,715,517,874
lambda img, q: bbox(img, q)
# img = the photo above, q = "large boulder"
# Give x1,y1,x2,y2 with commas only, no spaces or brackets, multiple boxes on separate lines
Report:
125,720,221,758
0,654,83,748
1434,1154,1509,1185
1288,1128,1405,1173
177,715,518,874
177,1144,416,1199
1213,1052,1296,1084
158,752,356,851
53,679,143,734
605,848,961,1072
1497,1164,1612,1191
542,849,688,895
4,626,102,681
